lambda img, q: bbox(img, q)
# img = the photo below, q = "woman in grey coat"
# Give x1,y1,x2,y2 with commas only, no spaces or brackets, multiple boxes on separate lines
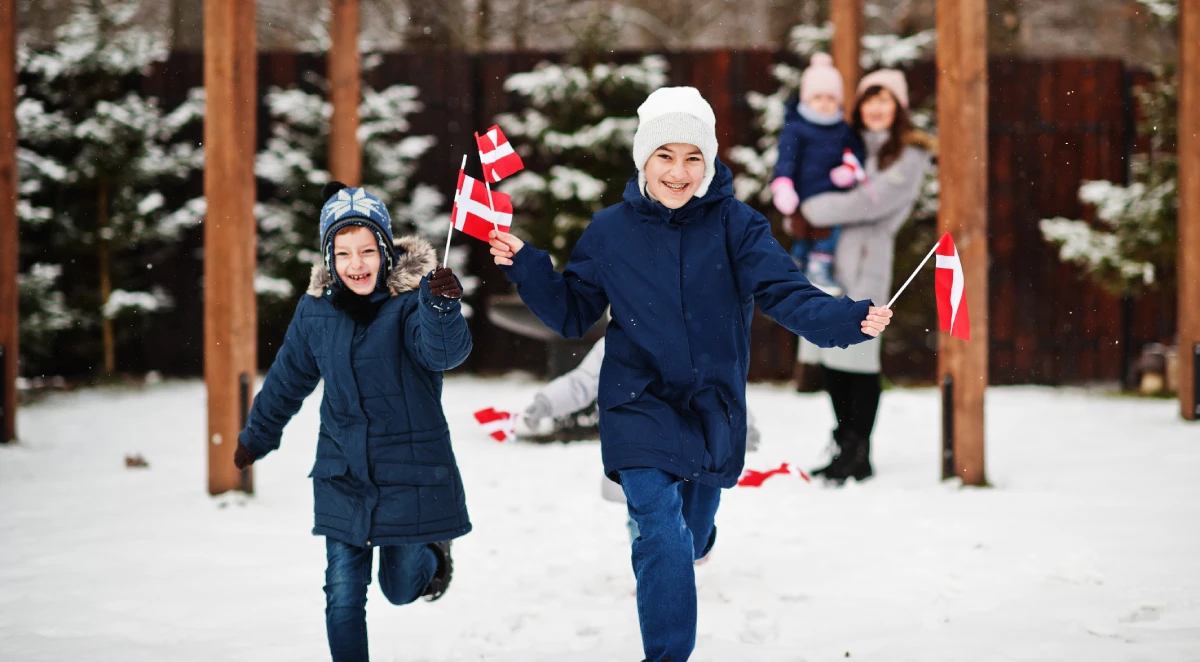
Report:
798,69,936,484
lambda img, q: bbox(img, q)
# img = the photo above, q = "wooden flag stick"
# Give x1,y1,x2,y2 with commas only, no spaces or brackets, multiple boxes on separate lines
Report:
445,154,466,265
885,241,938,310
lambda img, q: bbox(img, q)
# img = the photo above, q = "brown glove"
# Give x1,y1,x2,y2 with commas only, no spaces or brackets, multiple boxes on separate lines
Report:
233,441,255,471
428,265,463,300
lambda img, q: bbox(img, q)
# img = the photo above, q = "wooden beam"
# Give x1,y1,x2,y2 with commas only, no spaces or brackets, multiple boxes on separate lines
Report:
328,0,362,186
204,0,258,495
1180,0,1200,421
830,0,863,119
0,0,17,444
937,0,989,485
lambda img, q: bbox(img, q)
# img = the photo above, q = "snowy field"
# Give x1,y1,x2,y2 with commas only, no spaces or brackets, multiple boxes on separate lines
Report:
1,376,1198,662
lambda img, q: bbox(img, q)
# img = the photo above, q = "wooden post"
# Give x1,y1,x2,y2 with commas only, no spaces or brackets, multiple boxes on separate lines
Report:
204,0,258,495
937,0,989,485
830,0,863,119
1179,0,1200,421
328,0,362,186
0,0,17,444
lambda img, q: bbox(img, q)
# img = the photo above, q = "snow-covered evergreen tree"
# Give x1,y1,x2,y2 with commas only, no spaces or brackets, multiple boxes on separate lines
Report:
496,55,669,266
254,63,460,311
1039,72,1177,297
16,0,205,377
1039,5,1177,298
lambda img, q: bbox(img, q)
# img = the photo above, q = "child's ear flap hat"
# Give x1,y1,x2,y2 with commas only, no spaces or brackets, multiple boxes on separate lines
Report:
632,86,719,198
319,181,397,290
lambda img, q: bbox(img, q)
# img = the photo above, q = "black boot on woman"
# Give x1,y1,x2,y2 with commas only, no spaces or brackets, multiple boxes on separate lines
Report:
824,430,873,485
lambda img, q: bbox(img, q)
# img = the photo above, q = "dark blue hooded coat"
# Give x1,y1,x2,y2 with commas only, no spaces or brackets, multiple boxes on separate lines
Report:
773,97,865,201
501,160,874,488
238,235,473,547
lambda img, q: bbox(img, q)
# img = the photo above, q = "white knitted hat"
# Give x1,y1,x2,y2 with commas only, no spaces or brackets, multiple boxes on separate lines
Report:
632,86,719,198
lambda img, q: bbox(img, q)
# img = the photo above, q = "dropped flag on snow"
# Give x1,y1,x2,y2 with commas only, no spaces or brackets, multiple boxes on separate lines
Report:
935,232,971,340
737,462,811,487
475,125,525,183
473,407,515,442
452,170,514,242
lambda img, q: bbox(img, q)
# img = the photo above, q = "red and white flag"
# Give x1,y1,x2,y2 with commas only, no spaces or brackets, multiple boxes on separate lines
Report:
473,407,514,442
842,149,867,183
737,462,811,487
476,125,525,183
452,170,513,242
935,232,971,340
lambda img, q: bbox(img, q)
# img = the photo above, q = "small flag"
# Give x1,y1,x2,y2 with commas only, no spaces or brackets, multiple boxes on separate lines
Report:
473,407,514,442
737,462,811,487
842,149,867,183
452,171,513,242
476,125,525,183
935,232,971,341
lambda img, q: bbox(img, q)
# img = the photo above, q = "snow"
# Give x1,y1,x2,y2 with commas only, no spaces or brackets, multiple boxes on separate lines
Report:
101,289,172,319
2,378,1198,660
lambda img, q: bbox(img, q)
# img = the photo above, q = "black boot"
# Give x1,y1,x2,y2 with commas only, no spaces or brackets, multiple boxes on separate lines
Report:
423,541,454,602
826,431,873,485
811,429,850,478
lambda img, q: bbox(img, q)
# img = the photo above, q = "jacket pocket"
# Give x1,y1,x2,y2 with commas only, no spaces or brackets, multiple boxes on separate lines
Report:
600,375,654,410
310,458,356,522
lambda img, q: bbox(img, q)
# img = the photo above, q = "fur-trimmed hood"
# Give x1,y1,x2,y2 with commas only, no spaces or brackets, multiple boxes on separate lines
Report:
306,234,437,298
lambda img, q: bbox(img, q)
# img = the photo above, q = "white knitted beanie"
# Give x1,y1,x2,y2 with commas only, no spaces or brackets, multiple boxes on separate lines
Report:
632,87,719,198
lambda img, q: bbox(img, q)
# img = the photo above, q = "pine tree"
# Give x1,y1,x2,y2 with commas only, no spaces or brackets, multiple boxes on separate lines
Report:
496,55,669,267
17,0,205,378
1039,3,1177,298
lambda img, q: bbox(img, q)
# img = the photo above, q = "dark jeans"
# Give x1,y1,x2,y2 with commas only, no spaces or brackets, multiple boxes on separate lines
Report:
324,537,438,662
620,468,721,662
824,366,882,441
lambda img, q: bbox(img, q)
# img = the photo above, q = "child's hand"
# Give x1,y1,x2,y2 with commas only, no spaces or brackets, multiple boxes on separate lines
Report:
429,265,463,299
830,165,857,189
233,441,254,471
489,230,525,266
770,177,799,215
861,306,893,337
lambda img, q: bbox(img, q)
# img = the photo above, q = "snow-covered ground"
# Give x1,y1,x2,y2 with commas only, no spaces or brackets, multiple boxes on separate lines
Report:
1,377,1197,661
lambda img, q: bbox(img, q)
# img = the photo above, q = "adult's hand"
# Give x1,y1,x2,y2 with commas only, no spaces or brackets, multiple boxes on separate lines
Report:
861,306,894,337
489,230,525,266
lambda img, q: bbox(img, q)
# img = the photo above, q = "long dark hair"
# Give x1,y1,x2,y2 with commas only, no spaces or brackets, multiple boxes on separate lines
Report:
851,85,914,171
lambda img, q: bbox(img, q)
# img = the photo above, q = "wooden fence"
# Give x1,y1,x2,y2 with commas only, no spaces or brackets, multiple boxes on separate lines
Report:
133,49,1173,385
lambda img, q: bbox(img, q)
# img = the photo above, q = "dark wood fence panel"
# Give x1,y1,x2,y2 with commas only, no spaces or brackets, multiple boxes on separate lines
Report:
106,50,1176,385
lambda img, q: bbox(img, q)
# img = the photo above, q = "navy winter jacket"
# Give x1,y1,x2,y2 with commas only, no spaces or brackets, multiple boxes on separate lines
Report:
501,160,874,488
773,97,865,202
238,236,473,547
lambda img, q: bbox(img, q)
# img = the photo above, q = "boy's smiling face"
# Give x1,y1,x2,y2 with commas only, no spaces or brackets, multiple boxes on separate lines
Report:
644,143,706,209
333,225,381,295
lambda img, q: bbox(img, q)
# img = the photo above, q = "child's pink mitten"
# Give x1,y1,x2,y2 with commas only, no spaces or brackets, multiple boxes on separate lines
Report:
770,177,800,215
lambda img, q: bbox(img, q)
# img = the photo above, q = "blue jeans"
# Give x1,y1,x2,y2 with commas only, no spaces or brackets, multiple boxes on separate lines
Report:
620,468,721,662
324,537,438,662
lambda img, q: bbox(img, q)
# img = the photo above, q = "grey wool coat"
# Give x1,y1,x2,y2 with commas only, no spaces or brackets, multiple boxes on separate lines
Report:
799,129,936,374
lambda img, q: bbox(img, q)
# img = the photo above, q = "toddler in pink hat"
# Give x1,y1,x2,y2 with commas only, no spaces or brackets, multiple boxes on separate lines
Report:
770,53,866,296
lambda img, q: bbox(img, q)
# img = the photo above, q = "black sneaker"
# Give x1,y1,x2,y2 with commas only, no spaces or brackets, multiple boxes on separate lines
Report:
423,541,453,602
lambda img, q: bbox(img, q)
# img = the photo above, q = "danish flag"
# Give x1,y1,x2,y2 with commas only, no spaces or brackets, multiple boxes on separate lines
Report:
452,170,513,242
473,407,515,442
737,462,811,487
935,232,971,340
476,125,525,183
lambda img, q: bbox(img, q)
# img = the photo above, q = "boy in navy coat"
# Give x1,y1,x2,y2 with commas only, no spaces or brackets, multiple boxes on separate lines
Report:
489,87,893,662
235,183,472,662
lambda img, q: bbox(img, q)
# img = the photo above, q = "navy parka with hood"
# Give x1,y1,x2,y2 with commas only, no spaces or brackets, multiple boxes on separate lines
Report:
773,96,866,201
501,160,874,488
238,236,473,547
